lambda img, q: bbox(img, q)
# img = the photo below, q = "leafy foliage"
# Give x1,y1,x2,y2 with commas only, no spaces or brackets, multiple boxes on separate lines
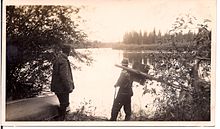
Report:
123,14,211,120
142,15,211,120
6,5,92,100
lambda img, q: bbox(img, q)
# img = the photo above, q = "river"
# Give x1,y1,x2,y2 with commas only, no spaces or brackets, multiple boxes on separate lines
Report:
68,48,161,119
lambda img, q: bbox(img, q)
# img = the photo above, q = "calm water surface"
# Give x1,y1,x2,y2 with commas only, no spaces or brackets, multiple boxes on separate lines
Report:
69,48,160,119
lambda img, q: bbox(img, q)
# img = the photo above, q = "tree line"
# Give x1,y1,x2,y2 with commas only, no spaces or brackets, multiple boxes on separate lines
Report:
123,14,211,45
5,5,212,121
123,29,196,45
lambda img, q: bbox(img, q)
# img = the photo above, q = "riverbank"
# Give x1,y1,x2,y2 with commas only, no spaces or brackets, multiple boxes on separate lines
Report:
111,42,194,50
65,112,108,121
64,111,153,121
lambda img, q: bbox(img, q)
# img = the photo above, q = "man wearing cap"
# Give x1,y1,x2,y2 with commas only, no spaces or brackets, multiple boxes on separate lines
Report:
51,44,75,120
110,58,134,121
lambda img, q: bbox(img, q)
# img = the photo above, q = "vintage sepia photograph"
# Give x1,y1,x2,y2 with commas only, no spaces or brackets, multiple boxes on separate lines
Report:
1,0,216,127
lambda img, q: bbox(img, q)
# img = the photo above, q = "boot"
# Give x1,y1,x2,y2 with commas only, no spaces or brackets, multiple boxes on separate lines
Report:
125,114,131,121
58,107,66,121
110,110,119,121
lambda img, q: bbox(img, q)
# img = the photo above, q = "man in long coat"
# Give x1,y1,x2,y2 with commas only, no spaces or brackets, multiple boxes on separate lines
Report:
51,44,75,120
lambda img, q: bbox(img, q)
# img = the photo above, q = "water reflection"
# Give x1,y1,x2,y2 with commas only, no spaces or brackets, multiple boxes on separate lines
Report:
69,48,162,119
123,50,163,66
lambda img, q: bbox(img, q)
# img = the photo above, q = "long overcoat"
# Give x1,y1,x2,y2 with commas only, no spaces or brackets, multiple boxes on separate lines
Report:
51,53,74,93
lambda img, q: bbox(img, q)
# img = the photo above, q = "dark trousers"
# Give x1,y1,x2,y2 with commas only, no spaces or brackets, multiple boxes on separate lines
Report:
55,93,70,120
110,94,131,121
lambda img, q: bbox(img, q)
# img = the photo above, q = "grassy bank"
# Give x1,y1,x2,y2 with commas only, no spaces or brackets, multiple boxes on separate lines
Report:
65,112,108,121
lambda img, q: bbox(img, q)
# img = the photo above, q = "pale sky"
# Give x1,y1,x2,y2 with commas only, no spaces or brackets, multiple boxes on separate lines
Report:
5,0,216,42
71,0,215,42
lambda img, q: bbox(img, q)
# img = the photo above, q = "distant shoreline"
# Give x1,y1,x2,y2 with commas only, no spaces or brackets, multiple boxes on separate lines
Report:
84,42,194,51
115,42,196,50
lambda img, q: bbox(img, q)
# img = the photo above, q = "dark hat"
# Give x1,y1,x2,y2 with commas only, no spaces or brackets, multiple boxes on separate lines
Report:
62,44,71,54
121,58,129,66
